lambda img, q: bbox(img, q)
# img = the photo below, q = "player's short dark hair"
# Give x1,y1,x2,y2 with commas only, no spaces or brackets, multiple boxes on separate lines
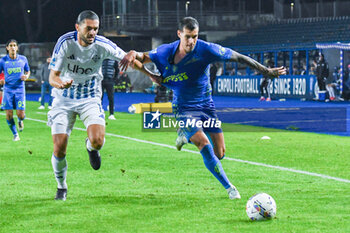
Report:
76,10,99,25
5,39,18,54
178,17,199,31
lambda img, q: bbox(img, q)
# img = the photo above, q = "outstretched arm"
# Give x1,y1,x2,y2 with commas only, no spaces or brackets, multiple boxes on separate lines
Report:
230,51,286,78
120,51,162,85
119,50,152,71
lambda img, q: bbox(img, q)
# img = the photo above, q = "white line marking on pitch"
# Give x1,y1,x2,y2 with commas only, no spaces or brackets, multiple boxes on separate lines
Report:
2,113,349,184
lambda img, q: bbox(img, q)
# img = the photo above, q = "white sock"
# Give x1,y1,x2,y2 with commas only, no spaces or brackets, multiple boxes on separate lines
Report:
51,154,68,189
327,86,335,98
86,138,105,151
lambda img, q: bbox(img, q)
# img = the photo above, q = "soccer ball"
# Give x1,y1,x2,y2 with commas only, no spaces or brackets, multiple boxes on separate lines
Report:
128,105,136,114
246,193,277,221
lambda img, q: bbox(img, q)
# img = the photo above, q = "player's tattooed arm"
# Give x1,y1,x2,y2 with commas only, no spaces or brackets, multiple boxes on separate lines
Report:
230,51,286,78
49,70,73,89
21,71,31,81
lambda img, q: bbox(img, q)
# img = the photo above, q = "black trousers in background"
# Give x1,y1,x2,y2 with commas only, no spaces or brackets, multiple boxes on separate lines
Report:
101,80,115,115
260,78,271,98
317,77,326,91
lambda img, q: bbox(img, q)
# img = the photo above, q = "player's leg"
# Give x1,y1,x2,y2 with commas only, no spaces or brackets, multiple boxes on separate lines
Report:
85,124,105,170
52,133,69,200
80,101,106,170
16,110,25,132
106,82,115,119
6,109,19,140
4,91,19,140
15,92,26,132
48,84,53,109
48,103,76,201
0,90,3,110
327,84,335,100
190,130,240,199
266,79,271,101
208,132,226,160
259,79,266,101
39,82,46,109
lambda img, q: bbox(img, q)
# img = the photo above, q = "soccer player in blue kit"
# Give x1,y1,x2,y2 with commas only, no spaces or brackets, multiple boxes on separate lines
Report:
121,17,286,199
0,39,30,141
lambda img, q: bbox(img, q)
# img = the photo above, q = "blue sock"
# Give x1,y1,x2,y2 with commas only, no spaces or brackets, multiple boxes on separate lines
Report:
6,118,18,135
200,144,231,189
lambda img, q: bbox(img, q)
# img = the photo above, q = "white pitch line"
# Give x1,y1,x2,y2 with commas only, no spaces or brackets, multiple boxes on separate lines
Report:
2,113,350,184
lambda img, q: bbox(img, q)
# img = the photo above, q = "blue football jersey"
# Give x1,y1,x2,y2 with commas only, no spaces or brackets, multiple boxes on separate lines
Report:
149,39,233,107
0,54,30,90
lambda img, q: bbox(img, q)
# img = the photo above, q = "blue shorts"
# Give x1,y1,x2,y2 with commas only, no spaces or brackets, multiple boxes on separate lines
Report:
2,89,25,110
173,102,222,141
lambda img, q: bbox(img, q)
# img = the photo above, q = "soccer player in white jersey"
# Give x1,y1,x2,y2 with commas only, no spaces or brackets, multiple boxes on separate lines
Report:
48,10,157,201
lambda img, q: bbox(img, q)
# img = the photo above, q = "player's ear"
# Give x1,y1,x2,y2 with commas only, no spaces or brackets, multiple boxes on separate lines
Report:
177,30,181,39
75,23,79,31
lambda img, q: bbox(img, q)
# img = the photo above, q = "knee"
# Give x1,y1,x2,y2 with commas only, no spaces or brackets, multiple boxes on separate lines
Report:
193,137,211,150
17,112,25,119
54,144,67,158
90,136,104,150
6,111,13,119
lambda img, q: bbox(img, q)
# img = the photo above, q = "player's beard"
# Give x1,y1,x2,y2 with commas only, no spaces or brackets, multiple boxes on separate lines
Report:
80,34,95,45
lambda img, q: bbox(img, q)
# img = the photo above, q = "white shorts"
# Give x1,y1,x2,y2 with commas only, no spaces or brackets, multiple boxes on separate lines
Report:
47,98,105,135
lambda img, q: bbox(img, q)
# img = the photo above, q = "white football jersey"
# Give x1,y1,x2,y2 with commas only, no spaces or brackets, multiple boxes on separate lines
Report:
49,31,125,101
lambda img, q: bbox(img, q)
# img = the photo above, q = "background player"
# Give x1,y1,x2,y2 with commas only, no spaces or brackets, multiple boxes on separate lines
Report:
121,17,286,199
0,39,30,141
101,59,119,120
0,72,4,110
48,10,157,201
259,61,274,101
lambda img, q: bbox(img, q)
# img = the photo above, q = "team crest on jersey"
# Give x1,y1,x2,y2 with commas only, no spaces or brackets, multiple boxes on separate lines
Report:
219,46,226,55
150,48,157,54
92,55,101,63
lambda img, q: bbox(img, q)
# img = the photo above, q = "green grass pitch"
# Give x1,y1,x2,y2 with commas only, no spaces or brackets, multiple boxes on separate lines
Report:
0,101,349,232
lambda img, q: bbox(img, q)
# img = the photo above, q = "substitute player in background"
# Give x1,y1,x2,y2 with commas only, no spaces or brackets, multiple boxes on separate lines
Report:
121,17,286,199
0,39,30,141
49,10,157,201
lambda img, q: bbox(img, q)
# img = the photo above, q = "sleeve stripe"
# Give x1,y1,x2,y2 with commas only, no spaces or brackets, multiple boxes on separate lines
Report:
54,32,75,54
95,37,117,50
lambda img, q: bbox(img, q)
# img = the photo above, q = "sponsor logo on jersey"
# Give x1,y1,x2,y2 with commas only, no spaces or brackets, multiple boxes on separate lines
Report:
163,72,189,83
7,67,22,75
67,54,75,60
67,64,93,74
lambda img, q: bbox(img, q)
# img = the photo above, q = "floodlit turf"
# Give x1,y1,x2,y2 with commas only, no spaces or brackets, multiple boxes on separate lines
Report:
0,101,349,233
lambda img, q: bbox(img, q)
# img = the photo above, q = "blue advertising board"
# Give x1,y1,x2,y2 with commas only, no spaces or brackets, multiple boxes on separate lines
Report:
216,75,318,100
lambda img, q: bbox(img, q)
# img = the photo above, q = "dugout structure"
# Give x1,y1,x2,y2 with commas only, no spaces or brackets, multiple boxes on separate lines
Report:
315,42,350,97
